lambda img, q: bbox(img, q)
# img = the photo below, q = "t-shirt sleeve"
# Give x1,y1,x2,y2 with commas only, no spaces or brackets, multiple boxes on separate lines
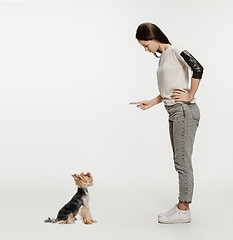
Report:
172,45,204,79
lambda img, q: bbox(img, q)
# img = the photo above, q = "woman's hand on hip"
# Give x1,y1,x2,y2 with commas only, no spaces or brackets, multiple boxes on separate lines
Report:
170,89,192,103
129,99,155,110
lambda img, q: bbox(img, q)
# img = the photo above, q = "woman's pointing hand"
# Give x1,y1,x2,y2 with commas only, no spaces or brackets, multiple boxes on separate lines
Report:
129,100,154,110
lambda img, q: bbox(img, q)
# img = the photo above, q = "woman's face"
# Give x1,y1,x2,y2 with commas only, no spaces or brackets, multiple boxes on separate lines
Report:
138,39,160,54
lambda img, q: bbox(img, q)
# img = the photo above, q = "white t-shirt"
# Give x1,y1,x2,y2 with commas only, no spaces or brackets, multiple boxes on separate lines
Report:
156,45,203,106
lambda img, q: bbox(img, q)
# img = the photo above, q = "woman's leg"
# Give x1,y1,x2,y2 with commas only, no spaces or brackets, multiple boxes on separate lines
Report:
167,103,200,207
169,119,190,210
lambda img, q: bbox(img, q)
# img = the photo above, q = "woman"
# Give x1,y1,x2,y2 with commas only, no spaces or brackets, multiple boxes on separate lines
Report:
130,23,204,224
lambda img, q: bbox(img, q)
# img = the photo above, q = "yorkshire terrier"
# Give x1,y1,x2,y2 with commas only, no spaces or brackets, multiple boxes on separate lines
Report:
44,172,97,224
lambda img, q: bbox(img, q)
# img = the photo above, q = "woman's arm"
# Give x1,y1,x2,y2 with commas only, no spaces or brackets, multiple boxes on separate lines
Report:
189,77,201,101
129,94,162,110
180,50,204,79
180,50,204,102
173,46,204,80
171,46,204,102
151,94,162,105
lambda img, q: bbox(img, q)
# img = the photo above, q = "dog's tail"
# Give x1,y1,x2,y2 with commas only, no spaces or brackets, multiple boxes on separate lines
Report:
44,217,57,223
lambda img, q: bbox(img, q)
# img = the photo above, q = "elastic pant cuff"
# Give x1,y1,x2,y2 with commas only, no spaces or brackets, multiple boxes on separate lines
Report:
179,201,191,204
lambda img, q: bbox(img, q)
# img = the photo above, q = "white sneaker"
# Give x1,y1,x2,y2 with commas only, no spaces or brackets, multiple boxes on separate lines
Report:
158,204,191,224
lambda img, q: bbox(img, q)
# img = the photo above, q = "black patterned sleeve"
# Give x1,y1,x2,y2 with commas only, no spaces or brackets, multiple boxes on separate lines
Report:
173,46,204,79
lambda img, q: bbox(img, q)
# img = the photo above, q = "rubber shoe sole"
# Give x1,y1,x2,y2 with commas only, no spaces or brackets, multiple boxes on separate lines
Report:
158,218,191,224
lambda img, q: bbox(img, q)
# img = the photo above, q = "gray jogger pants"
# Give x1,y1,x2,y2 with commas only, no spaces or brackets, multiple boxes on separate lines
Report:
164,102,200,204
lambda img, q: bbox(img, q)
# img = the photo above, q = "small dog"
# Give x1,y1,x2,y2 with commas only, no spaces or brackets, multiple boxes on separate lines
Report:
44,172,97,224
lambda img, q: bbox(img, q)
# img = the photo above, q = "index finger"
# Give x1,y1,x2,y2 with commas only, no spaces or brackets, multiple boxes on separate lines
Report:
129,102,141,105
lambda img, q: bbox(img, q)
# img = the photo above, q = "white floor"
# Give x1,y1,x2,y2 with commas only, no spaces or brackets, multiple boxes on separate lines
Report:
1,181,232,240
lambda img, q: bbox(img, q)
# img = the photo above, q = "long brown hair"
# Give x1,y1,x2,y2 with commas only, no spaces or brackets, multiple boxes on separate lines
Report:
136,23,171,58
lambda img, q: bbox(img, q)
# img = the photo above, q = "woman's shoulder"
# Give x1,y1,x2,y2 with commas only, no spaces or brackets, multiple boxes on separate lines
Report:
170,44,186,54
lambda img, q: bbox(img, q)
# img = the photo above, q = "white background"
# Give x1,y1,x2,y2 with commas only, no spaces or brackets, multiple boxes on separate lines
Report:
0,0,232,239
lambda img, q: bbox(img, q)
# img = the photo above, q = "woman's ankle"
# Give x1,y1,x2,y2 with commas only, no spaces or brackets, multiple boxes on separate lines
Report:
178,202,189,210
